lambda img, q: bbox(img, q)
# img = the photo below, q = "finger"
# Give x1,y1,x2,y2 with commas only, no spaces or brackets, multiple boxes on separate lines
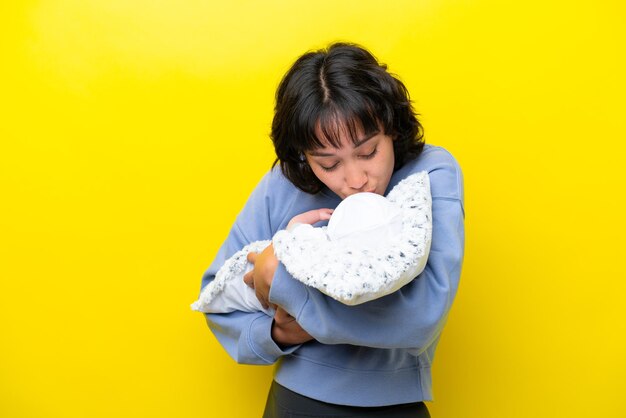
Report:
256,290,269,310
247,252,258,264
243,271,254,289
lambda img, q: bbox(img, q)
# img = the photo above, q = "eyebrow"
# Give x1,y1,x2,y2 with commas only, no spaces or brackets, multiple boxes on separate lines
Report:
308,131,379,157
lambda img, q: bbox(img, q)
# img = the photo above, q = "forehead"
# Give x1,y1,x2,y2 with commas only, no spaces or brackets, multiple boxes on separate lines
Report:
312,116,380,151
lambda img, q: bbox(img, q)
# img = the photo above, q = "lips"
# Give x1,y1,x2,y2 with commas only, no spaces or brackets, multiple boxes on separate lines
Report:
343,188,377,198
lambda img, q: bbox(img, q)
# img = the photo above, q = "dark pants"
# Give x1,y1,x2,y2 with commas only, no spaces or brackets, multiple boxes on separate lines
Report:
263,381,430,418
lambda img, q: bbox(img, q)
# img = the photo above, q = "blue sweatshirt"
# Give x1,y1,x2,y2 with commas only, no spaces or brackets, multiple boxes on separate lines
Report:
200,144,465,406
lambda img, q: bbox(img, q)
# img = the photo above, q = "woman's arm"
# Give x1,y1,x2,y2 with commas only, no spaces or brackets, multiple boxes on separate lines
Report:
201,230,302,364
199,170,307,364
270,198,464,351
243,208,334,309
268,155,465,353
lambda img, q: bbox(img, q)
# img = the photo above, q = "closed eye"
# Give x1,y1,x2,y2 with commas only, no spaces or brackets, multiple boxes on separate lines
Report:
360,147,378,159
320,162,339,172
318,147,378,171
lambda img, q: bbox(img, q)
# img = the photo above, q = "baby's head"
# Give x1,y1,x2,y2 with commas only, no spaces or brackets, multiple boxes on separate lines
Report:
327,192,402,251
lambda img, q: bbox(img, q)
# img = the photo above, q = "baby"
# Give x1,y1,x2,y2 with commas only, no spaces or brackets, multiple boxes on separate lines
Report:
191,171,432,315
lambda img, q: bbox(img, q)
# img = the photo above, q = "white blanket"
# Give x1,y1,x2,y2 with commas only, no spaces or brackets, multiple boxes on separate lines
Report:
191,171,432,313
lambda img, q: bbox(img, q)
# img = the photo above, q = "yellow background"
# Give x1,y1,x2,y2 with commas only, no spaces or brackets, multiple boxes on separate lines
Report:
1,1,625,417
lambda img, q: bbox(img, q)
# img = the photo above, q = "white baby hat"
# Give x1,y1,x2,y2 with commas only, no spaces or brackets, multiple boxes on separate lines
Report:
326,192,403,252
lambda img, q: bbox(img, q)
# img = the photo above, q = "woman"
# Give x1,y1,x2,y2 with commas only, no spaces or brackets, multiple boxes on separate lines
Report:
199,42,465,417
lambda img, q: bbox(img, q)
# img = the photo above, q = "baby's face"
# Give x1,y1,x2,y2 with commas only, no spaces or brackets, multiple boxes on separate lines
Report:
305,125,395,200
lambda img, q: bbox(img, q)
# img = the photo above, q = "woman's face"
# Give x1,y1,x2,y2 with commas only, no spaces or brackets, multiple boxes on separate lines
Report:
305,125,395,199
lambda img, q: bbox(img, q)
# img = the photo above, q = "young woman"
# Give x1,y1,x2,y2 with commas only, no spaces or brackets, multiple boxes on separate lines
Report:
199,42,465,418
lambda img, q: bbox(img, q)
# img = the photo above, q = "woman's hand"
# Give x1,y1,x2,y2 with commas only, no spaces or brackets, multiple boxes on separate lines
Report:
272,307,314,346
243,244,314,346
243,244,279,309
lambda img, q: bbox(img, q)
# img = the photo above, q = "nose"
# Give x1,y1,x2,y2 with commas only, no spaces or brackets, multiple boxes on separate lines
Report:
344,162,368,191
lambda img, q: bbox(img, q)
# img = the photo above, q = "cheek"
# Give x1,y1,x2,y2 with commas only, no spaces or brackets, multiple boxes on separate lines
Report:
320,171,340,188
316,170,344,194
381,142,395,172
310,166,334,187
372,148,393,172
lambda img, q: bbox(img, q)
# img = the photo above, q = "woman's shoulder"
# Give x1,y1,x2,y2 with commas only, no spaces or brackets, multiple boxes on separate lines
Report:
250,164,326,228
254,164,300,196
405,144,462,171
395,143,464,202
235,165,306,237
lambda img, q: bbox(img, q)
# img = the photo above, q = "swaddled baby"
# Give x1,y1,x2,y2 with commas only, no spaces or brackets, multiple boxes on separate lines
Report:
191,171,432,315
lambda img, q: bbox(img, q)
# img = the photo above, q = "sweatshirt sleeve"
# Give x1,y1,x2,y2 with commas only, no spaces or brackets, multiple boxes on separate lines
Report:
199,172,301,365
268,152,465,353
